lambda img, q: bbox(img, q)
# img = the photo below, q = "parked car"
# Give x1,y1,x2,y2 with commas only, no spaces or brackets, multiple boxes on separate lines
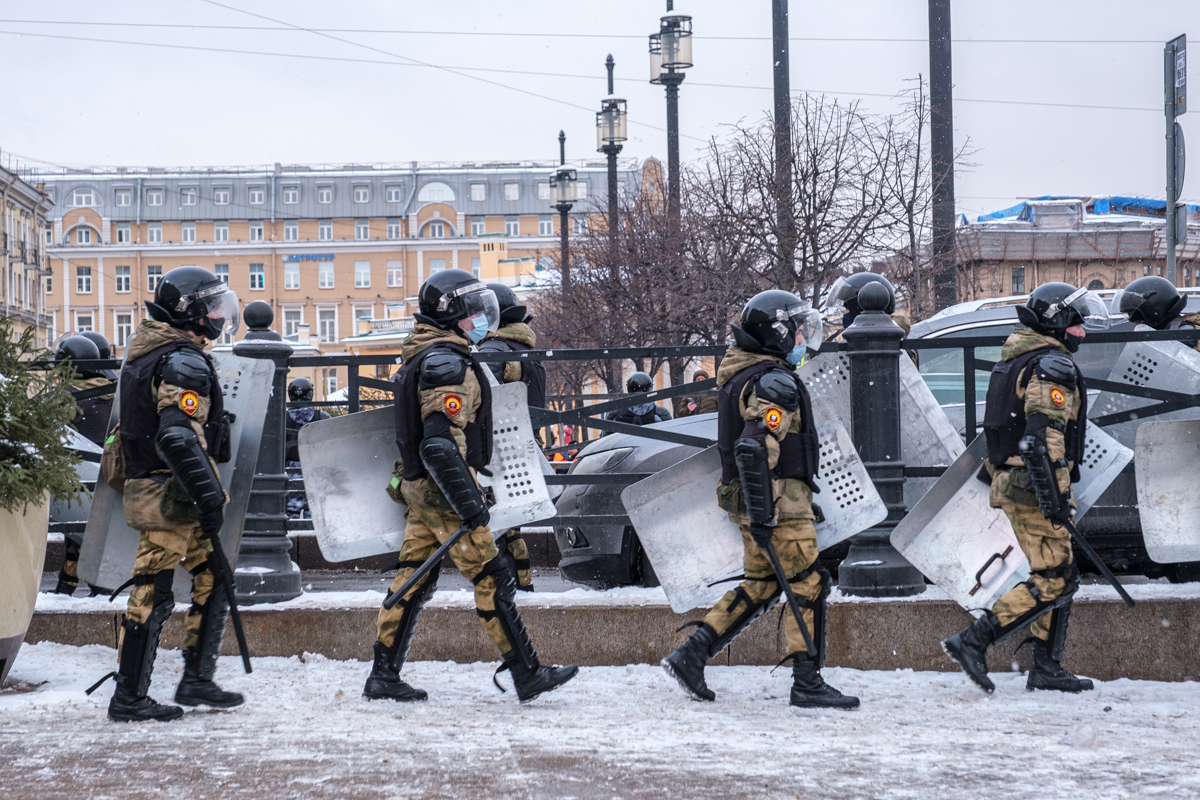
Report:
554,290,1200,587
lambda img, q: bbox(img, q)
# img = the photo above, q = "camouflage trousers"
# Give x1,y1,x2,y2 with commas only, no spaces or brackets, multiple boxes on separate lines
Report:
377,483,511,656
500,530,533,589
702,519,824,656
989,496,1073,641
122,526,216,650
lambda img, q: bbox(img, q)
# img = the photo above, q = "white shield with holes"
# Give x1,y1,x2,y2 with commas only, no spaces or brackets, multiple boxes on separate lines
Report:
1135,420,1200,564
1091,339,1200,448
78,353,275,595
620,395,888,613
302,381,556,562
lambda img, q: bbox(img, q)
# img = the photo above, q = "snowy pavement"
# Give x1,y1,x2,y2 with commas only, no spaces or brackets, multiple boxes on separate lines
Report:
3,642,1199,799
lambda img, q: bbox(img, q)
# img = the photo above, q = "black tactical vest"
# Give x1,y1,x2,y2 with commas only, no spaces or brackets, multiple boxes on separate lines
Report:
393,342,494,481
982,346,1087,478
119,341,225,479
479,336,546,409
717,361,820,486
71,388,114,447
611,406,659,426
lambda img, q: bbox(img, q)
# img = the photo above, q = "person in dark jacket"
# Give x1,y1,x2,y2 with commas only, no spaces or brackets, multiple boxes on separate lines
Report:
605,372,671,428
284,377,331,519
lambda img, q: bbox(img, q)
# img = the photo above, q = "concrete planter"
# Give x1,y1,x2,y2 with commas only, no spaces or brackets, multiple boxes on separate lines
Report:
0,495,50,684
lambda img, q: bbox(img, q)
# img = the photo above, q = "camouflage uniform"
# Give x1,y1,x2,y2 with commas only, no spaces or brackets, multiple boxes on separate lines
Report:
1178,312,1200,353
985,329,1083,641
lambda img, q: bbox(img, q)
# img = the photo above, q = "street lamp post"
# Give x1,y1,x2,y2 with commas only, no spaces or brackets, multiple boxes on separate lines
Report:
649,4,692,222
597,54,628,237
549,130,577,294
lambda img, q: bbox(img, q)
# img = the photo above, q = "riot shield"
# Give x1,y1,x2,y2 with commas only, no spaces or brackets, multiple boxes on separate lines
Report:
891,425,1132,611
799,352,965,510
78,353,274,596
49,430,103,544
1135,420,1200,564
1091,339,1200,448
302,381,557,563
620,395,888,613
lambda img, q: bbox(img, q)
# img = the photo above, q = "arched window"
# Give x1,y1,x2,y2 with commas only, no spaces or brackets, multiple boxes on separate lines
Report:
1087,280,1104,290
417,182,455,203
70,187,102,207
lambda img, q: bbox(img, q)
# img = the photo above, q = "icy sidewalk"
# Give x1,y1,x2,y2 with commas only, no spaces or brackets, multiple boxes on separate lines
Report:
3,642,1199,800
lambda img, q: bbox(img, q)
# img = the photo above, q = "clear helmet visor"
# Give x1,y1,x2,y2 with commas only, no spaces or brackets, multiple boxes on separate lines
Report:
1109,288,1142,321
1072,290,1111,331
822,277,854,315
205,289,241,337
460,288,500,334
795,307,823,350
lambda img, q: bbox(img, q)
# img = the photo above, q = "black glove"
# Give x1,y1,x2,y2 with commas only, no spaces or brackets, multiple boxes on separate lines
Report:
198,506,224,539
811,502,826,524
749,523,774,550
465,507,490,531
1047,504,1073,528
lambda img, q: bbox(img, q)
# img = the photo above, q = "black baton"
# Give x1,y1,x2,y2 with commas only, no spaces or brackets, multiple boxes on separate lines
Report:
382,524,467,610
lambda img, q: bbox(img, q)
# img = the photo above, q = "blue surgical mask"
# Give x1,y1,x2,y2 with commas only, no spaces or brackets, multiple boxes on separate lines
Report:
465,315,489,345
630,401,656,416
786,343,807,366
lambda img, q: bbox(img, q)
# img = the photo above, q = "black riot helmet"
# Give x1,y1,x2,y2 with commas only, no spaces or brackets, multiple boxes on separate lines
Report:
1016,282,1111,335
288,377,315,402
416,269,501,338
487,282,530,326
79,330,111,359
824,272,896,322
55,335,103,378
145,265,241,341
730,289,824,358
627,372,654,393
1111,276,1187,330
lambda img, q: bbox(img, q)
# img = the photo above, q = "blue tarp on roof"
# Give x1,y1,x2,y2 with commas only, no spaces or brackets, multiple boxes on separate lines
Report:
976,195,1200,223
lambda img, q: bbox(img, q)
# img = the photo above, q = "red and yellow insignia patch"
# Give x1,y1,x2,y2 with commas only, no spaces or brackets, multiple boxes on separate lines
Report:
764,406,784,431
180,390,200,416
444,394,463,417
1050,387,1066,408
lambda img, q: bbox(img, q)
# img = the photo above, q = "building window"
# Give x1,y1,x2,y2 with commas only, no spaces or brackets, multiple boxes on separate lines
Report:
282,186,299,204
250,221,264,242
354,306,373,328
537,183,550,200
504,183,519,201
355,219,369,240
182,222,196,243
429,258,446,275
115,265,131,293
318,308,337,343
355,260,371,288
470,183,486,202
538,217,553,236
76,266,92,294
471,257,481,279
317,186,333,204
537,255,554,272
354,186,370,204
115,312,133,348
1011,267,1025,294
1088,279,1104,290
417,182,454,203
471,218,485,236
76,228,91,245
386,185,403,203
145,188,163,206
284,261,300,290
576,181,588,199
387,260,403,287
147,265,162,292
319,261,334,288
318,220,332,241
249,263,265,290
46,227,53,245
505,218,519,237
284,221,298,241
148,223,162,243
283,308,302,337
248,187,265,205
427,221,445,238
387,219,401,239
213,188,231,205
44,273,52,294
181,188,197,206
75,312,94,332
214,222,229,242
72,188,98,207
116,223,131,243
214,264,229,284
573,215,587,235
115,189,132,207
325,369,338,394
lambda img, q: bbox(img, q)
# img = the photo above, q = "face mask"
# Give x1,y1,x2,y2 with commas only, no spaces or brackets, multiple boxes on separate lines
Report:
201,316,225,341
464,315,489,344
1062,332,1083,353
786,343,807,366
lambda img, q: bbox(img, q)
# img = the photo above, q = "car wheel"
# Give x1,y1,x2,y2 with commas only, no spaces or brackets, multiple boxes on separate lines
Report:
624,527,661,588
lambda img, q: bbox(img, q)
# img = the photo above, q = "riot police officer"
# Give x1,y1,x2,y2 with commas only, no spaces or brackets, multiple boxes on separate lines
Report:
823,272,917,363
1113,276,1200,351
943,282,1110,694
366,269,577,703
477,283,543,591
605,372,672,426
662,289,858,709
103,266,243,721
80,330,118,379
284,377,330,519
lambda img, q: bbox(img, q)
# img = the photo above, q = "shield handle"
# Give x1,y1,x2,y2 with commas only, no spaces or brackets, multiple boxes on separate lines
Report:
968,545,1014,597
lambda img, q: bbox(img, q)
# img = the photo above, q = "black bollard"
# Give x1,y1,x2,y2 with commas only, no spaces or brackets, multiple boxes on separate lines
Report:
837,283,926,597
232,301,302,604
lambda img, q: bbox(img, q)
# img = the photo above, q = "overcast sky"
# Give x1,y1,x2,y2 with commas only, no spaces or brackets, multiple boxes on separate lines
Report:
0,0,1194,219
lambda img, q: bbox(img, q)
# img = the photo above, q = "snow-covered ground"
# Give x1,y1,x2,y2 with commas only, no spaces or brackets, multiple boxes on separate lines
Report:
3,641,1199,799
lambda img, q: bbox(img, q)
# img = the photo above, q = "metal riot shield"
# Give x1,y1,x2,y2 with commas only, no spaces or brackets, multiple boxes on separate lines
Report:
620,395,888,613
1135,420,1200,564
1091,339,1200,448
49,430,103,544
78,353,274,596
302,381,557,563
799,352,965,510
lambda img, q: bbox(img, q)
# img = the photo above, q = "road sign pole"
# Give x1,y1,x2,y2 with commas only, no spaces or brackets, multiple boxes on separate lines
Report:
1165,35,1186,285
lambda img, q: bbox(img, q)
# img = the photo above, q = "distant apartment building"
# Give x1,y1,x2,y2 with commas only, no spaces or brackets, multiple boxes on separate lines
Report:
0,167,52,347
38,159,642,389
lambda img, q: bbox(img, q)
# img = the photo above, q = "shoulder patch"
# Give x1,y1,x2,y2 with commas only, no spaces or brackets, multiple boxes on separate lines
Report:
419,349,469,389
764,406,784,431
179,390,201,416
755,368,800,412
443,394,464,417
160,347,212,393
1049,387,1066,408
1034,351,1077,389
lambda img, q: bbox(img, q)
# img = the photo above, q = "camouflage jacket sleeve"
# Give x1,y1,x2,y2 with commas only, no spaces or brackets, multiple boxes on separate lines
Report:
418,366,482,458
742,387,814,520
502,361,522,384
1017,363,1081,493
155,377,212,450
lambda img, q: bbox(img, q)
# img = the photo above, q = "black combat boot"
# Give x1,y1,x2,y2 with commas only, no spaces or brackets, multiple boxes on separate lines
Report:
175,584,244,709
53,540,81,595
1026,604,1093,693
108,578,183,722
790,654,860,709
363,570,437,702
661,625,718,702
487,558,577,702
942,613,999,693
